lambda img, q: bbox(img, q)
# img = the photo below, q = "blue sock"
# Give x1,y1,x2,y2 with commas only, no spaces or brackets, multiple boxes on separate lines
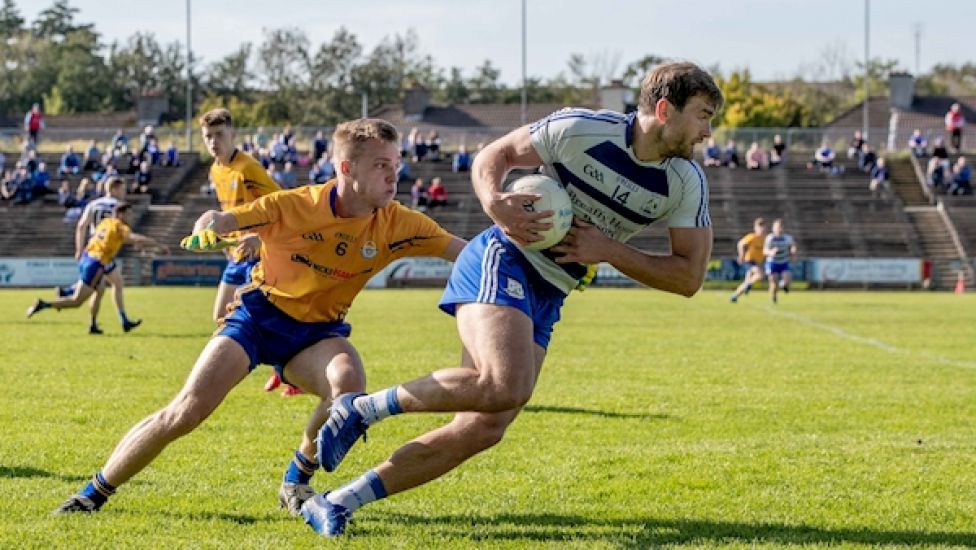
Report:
118,310,130,325
326,469,387,512
283,450,319,484
78,472,115,508
353,387,403,425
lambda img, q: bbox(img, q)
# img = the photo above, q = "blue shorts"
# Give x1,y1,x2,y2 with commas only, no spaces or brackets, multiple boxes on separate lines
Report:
218,289,352,374
439,226,566,349
78,254,107,288
222,257,257,285
765,261,791,276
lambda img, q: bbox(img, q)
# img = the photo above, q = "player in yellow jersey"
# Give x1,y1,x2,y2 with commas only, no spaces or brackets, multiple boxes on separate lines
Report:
26,204,168,332
53,118,466,519
729,217,767,303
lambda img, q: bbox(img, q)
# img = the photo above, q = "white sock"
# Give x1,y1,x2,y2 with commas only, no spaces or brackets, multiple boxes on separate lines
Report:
326,469,387,512
353,387,402,425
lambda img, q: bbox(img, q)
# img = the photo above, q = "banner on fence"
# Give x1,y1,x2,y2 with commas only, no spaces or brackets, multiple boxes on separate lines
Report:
0,257,78,286
151,257,226,286
807,258,922,283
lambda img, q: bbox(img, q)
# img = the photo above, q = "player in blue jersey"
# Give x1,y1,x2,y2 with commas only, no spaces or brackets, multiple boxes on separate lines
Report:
303,62,723,537
763,218,797,304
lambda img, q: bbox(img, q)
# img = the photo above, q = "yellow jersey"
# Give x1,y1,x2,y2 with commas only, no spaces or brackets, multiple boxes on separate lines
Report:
209,149,280,261
230,181,454,322
85,218,130,264
738,232,765,263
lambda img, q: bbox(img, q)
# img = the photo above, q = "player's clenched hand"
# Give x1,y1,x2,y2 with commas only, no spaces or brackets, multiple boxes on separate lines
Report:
235,234,261,260
180,229,236,252
485,191,553,247
549,218,611,264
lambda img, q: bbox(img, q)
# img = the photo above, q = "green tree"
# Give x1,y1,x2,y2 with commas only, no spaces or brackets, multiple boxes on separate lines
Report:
441,67,469,105
0,0,24,35
468,59,503,103
204,43,254,100
31,0,92,38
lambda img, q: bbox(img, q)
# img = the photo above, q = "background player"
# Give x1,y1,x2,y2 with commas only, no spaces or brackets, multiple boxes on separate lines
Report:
27,204,167,332
729,217,767,303
763,218,797,304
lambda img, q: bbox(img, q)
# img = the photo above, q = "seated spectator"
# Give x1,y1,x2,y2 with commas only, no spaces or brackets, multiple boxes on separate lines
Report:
428,177,448,209
407,127,421,156
83,140,101,170
111,129,129,157
410,178,428,211
397,158,412,183
309,155,335,184
270,135,287,163
57,179,78,208
22,149,39,174
857,143,877,173
281,124,296,144
927,156,951,192
722,139,739,168
868,158,889,197
702,138,722,166
146,137,162,165
949,156,972,196
2,166,29,203
847,130,865,159
256,148,272,169
164,141,180,167
908,129,928,158
452,145,471,172
75,177,97,206
412,132,428,162
131,161,152,194
312,130,328,163
240,134,255,155
92,155,116,182
0,169,14,201
32,161,53,197
127,151,144,175
809,141,836,172
139,125,156,154
745,142,766,170
427,131,442,161
254,126,269,150
769,134,786,166
281,161,298,189
58,145,81,176
285,136,299,164
268,164,284,187
932,137,949,161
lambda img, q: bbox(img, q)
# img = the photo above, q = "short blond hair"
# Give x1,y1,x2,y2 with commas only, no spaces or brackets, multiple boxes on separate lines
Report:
332,118,399,163
199,108,233,128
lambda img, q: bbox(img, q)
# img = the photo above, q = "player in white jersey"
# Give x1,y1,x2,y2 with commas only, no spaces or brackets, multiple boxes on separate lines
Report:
763,218,797,304
303,62,723,537
62,176,141,333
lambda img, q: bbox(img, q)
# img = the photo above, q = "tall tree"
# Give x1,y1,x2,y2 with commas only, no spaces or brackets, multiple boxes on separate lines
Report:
0,0,24,35
31,0,92,38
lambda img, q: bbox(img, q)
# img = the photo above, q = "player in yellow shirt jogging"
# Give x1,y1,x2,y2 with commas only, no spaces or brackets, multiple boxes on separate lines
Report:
27,204,167,332
53,118,466,519
729,217,767,303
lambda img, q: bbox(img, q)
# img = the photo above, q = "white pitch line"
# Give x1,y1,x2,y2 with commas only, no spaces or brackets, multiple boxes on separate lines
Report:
759,305,976,370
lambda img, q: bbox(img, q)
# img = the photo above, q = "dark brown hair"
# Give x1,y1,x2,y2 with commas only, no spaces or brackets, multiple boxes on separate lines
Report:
638,61,724,114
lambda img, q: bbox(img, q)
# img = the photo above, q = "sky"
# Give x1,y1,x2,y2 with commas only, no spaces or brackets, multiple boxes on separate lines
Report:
22,0,976,85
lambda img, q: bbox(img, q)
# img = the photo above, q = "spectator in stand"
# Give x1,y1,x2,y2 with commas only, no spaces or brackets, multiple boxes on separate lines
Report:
127,150,144,175
452,145,471,172
427,130,442,161
57,179,78,208
868,158,889,197
926,155,951,192
284,136,299,164
949,156,972,196
240,134,255,155
83,140,101,170
131,161,152,194
722,139,740,168
281,161,298,189
702,138,722,166
427,176,448,209
745,142,766,170
111,129,129,157
270,134,287,164
146,138,161,166
411,129,428,162
410,178,428,211
254,126,268,150
24,103,44,145
312,130,328,163
268,163,284,187
309,154,334,184
809,141,835,172
857,142,877,173
932,137,949,161
256,148,272,169
0,169,15,201
769,134,786,166
847,130,865,159
76,177,97,205
945,102,965,154
33,161,53,197
59,145,81,176
22,148,39,174
281,124,295,144
164,141,180,167
138,125,156,155
908,129,928,158
7,164,32,204
397,157,411,183
92,155,114,183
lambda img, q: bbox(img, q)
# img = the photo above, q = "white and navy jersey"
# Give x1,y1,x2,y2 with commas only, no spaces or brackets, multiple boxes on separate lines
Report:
85,196,120,237
764,233,795,264
527,108,710,293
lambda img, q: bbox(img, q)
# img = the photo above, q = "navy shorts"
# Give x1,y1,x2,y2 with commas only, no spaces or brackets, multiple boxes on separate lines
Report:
765,261,791,276
439,226,566,349
218,289,352,374
222,257,257,285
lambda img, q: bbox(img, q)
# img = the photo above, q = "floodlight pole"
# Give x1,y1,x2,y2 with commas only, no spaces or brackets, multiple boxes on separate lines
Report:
862,0,869,141
185,0,193,153
520,0,527,125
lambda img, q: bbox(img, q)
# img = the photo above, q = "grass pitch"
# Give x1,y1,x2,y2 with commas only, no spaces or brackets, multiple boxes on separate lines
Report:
1,287,974,548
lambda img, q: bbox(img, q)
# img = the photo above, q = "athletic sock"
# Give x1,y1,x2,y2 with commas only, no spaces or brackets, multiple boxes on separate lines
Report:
78,472,115,508
326,469,387,512
283,450,319,484
118,310,130,325
353,387,402,425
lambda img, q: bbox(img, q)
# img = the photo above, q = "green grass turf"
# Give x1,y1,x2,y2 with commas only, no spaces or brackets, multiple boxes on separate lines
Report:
1,287,974,548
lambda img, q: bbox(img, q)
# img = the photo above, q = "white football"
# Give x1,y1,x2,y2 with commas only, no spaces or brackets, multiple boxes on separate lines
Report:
508,174,574,250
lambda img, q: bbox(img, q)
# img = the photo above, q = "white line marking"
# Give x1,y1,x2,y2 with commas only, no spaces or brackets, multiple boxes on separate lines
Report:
760,305,976,370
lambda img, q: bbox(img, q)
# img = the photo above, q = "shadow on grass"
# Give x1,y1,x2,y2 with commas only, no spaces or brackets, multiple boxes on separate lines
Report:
149,509,278,525
0,465,88,482
372,512,976,546
524,404,672,420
